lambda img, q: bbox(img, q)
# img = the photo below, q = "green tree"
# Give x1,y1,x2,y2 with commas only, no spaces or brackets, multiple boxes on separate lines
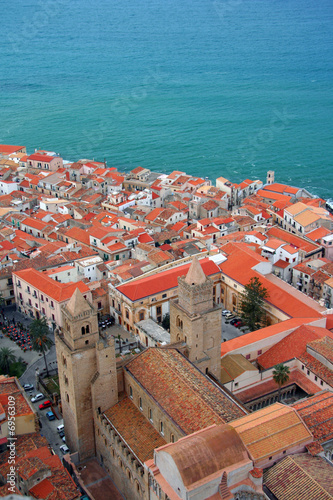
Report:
273,363,290,401
0,347,16,375
30,317,54,377
239,277,269,331
161,313,170,330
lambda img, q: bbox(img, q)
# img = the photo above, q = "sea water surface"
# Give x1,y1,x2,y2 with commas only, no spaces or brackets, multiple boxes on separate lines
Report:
1,0,333,198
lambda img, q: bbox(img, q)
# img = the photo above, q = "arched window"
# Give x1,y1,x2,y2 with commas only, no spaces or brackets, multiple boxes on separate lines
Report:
176,316,183,329
86,324,90,334
81,326,85,335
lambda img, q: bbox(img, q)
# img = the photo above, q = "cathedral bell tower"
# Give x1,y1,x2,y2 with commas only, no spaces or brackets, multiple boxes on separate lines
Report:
55,288,117,462
169,257,221,380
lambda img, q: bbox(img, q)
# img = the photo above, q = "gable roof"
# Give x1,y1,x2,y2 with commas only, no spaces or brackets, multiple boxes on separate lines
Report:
117,257,220,302
257,325,333,369
293,391,333,449
13,268,89,302
104,397,166,463
230,403,312,463
125,348,246,435
263,454,333,500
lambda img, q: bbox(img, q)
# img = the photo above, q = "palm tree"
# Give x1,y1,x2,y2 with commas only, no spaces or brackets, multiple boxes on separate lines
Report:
273,363,290,402
0,347,16,375
30,317,54,377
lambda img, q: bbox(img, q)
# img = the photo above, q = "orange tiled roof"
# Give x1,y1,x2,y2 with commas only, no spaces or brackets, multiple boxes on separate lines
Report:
264,454,333,499
230,403,312,462
117,257,220,301
306,226,332,242
221,318,321,357
257,325,333,369
104,397,166,463
13,267,89,302
219,243,322,320
293,391,333,446
125,348,246,435
298,350,333,387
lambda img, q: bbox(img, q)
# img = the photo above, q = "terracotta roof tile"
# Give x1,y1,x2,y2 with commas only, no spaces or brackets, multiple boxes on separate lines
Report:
263,454,333,500
294,391,333,447
117,257,220,301
230,403,312,462
125,348,246,435
13,267,89,302
104,397,166,463
298,350,333,386
257,325,333,369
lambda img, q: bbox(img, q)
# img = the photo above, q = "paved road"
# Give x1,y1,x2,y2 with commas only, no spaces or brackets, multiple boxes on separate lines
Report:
221,315,251,342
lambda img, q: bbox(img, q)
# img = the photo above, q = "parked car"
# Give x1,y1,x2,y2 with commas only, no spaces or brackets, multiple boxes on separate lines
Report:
57,424,65,433
46,411,55,421
233,320,243,328
230,318,240,326
222,309,231,316
62,436,66,443
23,383,34,391
39,400,52,410
31,393,44,403
58,430,65,439
224,312,234,319
60,444,69,454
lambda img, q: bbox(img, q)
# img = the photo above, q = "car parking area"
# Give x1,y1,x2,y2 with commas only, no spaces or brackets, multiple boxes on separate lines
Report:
27,390,67,458
222,313,250,342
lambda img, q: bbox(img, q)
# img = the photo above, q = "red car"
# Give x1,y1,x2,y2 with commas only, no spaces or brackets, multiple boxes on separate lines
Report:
232,320,243,328
39,400,52,410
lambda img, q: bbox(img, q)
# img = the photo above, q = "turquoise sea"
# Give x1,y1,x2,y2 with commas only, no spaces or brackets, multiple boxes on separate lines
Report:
1,0,333,198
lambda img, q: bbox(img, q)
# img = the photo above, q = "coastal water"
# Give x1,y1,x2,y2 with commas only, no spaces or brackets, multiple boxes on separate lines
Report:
1,0,332,198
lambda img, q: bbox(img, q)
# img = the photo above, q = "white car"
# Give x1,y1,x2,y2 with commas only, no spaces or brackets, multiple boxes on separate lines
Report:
31,393,44,403
222,310,230,316
60,444,69,454
23,383,34,391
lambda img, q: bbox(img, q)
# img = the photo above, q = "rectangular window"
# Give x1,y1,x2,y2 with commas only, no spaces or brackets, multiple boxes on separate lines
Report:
257,350,262,355
157,306,162,315
246,354,250,360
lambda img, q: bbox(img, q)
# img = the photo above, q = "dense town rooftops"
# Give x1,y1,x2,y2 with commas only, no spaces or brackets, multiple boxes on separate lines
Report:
116,257,220,301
